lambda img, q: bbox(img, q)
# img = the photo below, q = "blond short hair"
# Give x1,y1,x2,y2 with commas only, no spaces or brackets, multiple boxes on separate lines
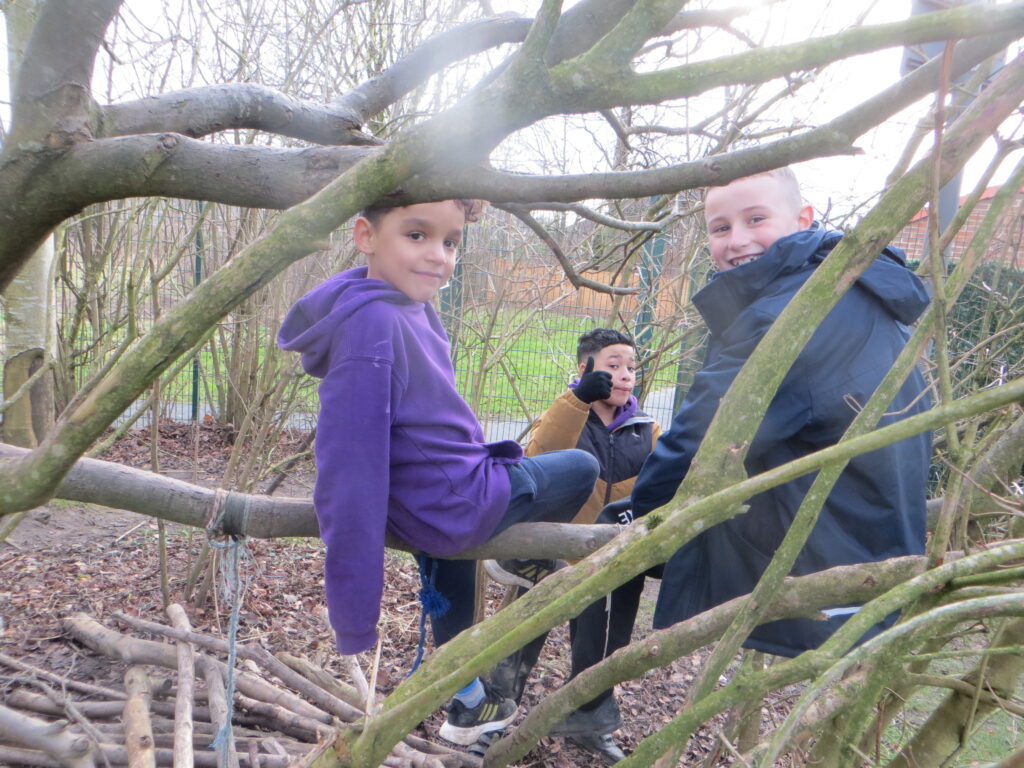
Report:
706,167,803,212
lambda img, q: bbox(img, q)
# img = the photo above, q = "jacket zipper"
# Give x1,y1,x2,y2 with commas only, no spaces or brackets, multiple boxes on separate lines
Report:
604,431,616,506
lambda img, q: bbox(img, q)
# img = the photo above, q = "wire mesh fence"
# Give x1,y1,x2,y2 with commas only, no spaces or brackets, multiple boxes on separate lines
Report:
0,204,714,451
4,199,1024,477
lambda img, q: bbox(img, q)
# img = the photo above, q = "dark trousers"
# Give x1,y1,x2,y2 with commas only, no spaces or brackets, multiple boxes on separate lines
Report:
568,571,647,710
429,449,599,646
490,567,655,710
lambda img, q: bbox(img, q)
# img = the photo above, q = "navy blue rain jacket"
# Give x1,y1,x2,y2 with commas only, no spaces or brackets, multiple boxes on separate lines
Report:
633,225,933,657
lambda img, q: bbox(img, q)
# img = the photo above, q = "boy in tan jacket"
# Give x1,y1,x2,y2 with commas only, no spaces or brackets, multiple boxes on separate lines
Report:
484,328,660,762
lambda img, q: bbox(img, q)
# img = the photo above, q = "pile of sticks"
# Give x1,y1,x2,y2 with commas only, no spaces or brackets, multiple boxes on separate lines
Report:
0,607,479,767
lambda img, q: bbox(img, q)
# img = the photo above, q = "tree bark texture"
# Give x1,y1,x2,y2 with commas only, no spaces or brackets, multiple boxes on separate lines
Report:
166,605,196,768
2,0,57,449
2,612,478,768
123,667,157,768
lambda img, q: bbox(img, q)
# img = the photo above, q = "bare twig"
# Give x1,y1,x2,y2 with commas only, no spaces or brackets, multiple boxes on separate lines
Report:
198,656,239,768
166,604,196,768
123,667,157,768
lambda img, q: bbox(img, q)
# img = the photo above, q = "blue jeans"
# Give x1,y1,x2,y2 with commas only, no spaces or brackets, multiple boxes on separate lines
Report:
430,449,599,646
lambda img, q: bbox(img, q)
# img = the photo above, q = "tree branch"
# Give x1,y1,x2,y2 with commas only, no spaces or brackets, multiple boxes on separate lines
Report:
579,0,686,69
403,30,1018,203
529,201,664,231
0,442,617,560
558,2,1024,109
486,555,929,767
500,204,639,294
661,5,754,35
332,14,532,123
51,135,374,209
9,0,121,141
98,84,381,145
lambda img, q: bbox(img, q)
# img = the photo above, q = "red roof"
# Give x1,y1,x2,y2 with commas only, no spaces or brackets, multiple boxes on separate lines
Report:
908,184,1018,222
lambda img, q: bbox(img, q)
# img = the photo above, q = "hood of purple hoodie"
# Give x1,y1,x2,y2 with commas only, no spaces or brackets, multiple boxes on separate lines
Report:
278,266,413,377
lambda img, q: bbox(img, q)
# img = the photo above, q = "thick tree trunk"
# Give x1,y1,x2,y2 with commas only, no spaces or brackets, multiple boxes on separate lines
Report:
2,0,56,449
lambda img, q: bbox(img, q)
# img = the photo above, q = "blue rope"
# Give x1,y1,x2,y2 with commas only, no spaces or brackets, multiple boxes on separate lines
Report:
210,537,245,761
409,553,450,675
206,491,250,765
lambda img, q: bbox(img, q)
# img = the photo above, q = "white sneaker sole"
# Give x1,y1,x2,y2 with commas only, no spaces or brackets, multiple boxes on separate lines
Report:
438,710,518,746
482,559,535,589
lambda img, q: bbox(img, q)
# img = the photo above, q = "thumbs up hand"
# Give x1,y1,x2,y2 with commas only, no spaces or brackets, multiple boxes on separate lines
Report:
574,356,613,404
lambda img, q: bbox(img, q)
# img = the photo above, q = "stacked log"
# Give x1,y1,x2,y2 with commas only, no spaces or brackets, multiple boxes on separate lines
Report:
0,608,479,768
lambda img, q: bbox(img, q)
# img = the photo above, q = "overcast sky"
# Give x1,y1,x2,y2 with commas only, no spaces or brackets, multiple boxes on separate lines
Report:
2,1,1019,219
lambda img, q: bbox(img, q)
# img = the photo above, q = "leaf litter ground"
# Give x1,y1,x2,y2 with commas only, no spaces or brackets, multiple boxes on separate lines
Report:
0,422,788,766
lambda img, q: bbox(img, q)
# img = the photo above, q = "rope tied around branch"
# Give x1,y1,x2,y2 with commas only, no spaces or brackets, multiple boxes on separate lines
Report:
206,488,252,763
409,553,450,675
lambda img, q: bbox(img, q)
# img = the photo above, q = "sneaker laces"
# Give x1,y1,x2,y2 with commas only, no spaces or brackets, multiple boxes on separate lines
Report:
513,559,554,584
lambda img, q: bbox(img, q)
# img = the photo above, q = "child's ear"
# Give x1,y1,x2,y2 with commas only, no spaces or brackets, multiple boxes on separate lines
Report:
797,204,814,230
353,216,376,255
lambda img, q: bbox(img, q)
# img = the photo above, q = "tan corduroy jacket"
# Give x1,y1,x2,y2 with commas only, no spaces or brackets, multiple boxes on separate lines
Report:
525,389,661,525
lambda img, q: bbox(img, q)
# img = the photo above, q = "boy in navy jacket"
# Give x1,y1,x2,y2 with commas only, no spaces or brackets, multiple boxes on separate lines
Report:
565,168,932,757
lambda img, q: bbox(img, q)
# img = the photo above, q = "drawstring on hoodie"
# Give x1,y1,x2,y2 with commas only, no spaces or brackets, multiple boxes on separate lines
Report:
409,553,451,675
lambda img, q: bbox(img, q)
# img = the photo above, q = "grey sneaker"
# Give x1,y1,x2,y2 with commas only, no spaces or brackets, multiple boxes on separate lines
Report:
467,727,506,758
550,696,622,738
567,731,627,764
438,684,517,746
484,558,561,589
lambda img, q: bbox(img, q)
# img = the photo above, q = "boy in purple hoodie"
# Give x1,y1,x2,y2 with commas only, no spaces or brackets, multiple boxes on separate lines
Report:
278,199,599,745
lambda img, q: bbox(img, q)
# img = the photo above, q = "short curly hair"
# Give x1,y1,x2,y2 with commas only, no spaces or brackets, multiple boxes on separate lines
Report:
359,199,486,226
576,328,636,363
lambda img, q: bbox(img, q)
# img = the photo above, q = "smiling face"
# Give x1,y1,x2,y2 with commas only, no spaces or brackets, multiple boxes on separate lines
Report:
579,343,637,409
354,201,466,302
704,173,814,271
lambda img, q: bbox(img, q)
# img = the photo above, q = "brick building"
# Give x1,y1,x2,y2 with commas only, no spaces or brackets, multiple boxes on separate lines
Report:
890,185,1024,268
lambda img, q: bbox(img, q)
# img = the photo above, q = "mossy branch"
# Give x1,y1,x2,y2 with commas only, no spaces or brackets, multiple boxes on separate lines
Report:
485,556,926,768
339,377,1024,767
576,0,687,69
616,541,1024,767
552,3,1024,108
407,30,1019,203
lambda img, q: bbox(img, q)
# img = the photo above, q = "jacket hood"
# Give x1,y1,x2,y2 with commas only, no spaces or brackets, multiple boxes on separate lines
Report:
278,266,414,378
606,394,640,431
695,224,930,335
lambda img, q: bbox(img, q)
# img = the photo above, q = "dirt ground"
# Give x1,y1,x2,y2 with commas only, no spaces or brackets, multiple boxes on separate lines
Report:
0,423,732,767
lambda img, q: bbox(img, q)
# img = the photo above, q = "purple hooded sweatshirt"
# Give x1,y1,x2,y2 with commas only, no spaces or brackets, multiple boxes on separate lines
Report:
278,266,522,654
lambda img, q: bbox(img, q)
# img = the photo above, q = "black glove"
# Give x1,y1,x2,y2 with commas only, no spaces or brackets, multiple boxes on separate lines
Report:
597,498,635,526
574,356,613,404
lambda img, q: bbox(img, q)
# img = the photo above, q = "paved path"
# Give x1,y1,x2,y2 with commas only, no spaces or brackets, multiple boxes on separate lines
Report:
481,385,678,442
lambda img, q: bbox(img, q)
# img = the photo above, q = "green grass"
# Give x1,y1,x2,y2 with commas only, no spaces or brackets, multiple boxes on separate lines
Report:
93,305,694,430
879,643,1024,765
447,309,695,422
